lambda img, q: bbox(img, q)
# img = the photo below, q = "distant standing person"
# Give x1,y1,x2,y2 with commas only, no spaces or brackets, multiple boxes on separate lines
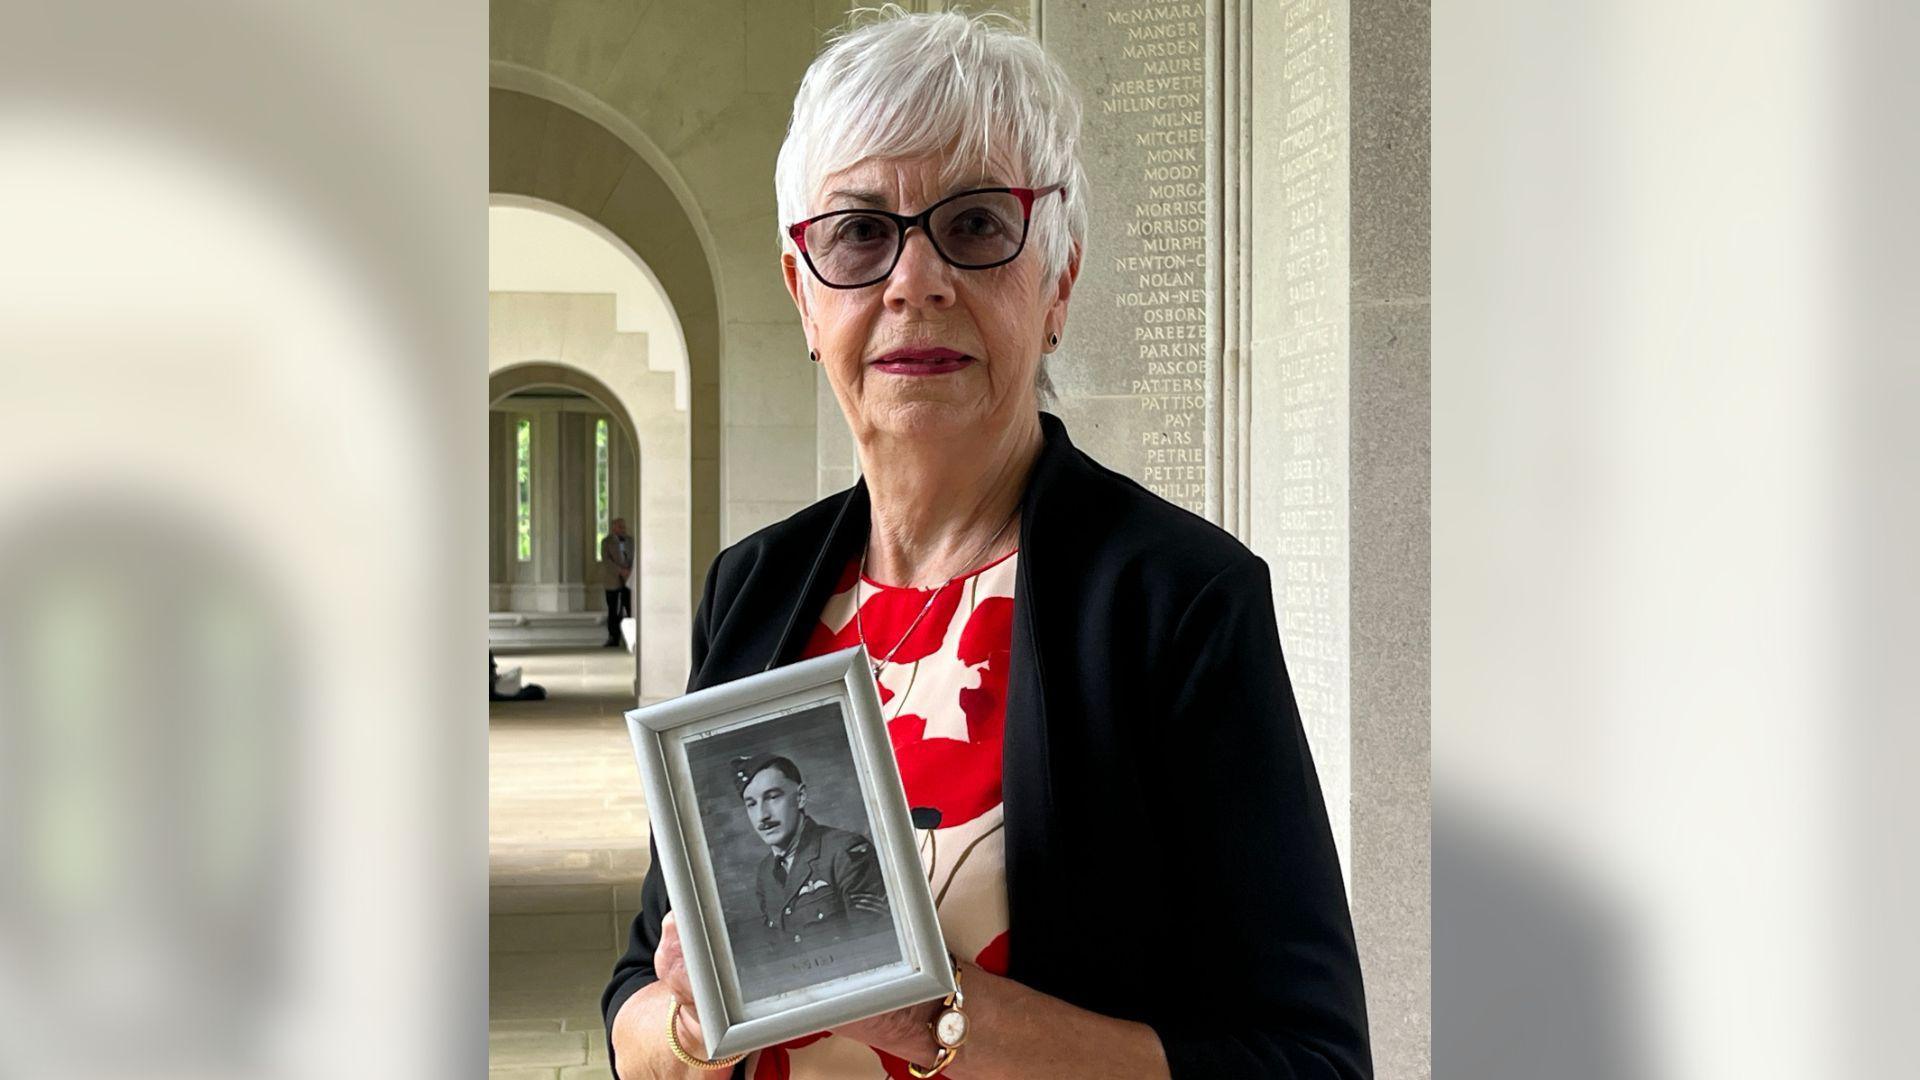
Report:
601,517,633,648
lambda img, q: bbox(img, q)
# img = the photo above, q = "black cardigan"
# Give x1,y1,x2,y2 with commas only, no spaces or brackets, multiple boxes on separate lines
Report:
603,413,1371,1079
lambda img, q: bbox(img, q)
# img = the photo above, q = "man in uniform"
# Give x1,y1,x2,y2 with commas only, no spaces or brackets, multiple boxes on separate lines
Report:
734,754,890,951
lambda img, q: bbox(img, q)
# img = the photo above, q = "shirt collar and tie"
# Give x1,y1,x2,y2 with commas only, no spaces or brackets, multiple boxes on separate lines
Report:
772,815,812,884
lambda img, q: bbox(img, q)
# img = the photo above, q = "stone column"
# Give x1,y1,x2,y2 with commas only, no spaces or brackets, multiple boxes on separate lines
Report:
530,408,561,608
1042,1,1427,1074
557,411,590,609
1341,4,1428,1074
488,410,509,609
634,396,692,704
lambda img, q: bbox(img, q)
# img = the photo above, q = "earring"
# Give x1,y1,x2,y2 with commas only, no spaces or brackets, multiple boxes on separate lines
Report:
809,349,819,363
1048,333,1059,348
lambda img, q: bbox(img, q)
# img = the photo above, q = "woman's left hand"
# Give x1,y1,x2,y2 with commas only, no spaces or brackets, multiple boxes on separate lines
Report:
825,972,948,1064
822,959,1170,1079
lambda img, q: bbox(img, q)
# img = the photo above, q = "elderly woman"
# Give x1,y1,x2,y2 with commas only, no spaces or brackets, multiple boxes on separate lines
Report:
604,10,1368,1079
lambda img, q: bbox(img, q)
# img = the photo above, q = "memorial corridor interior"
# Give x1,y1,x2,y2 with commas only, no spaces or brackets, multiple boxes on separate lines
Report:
488,2,1427,1077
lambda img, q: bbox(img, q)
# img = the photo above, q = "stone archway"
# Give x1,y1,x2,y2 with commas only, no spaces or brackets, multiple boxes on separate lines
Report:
489,363,640,462
487,367,638,631
487,361,690,703
491,87,719,610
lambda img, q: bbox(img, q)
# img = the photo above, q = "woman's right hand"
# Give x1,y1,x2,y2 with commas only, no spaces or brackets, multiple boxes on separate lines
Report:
650,912,704,1047
609,912,708,1080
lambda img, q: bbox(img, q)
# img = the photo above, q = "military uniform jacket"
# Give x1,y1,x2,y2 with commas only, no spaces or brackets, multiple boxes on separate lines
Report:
604,413,1371,1080
754,815,889,948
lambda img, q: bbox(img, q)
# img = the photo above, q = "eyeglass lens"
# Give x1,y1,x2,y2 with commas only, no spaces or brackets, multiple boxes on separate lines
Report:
803,190,1028,287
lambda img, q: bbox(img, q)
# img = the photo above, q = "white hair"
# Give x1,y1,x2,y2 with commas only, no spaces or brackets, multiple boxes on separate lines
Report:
776,7,1088,372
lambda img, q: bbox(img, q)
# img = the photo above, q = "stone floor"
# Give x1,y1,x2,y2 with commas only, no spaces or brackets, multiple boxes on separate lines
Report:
490,647,654,1080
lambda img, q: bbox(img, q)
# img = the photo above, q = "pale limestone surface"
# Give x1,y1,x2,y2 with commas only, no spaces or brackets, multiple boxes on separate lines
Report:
489,648,653,1080
1247,0,1355,877
1346,0,1432,1074
491,203,690,408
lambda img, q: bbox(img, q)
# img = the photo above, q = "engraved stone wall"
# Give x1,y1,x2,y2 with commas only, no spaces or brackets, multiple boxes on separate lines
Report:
1250,0,1352,875
1047,0,1354,877
1042,1,1219,516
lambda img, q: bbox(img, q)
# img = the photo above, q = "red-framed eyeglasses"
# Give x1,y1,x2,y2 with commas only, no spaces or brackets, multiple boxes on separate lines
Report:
786,184,1067,289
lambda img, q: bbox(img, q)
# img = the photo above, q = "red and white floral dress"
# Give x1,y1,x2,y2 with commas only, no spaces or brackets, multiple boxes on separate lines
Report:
743,550,1017,1080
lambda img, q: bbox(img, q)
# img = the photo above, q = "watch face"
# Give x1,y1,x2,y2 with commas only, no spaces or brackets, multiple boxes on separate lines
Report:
935,1008,968,1048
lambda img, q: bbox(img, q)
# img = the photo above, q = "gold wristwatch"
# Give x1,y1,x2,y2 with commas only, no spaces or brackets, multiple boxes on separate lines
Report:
907,957,967,1078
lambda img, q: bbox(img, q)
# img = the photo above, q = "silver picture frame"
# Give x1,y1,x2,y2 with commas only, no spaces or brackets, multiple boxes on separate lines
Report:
624,645,954,1060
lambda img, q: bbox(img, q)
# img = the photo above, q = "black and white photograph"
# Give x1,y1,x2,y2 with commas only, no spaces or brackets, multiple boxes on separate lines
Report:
683,701,902,1006
622,646,952,1059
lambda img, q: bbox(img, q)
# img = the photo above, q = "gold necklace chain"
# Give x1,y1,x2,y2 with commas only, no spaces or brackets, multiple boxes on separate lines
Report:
856,505,1019,682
